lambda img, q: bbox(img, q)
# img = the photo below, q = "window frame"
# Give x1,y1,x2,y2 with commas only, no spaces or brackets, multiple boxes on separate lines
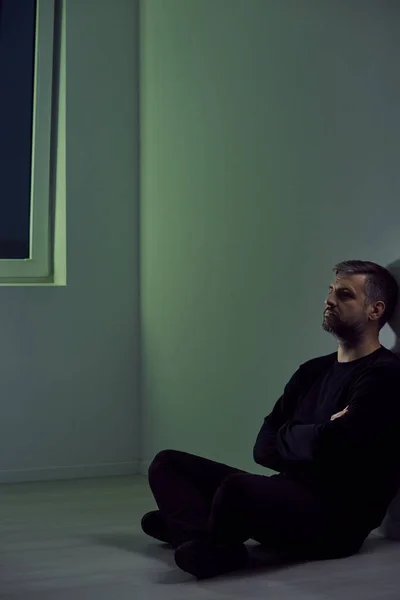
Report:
0,0,56,282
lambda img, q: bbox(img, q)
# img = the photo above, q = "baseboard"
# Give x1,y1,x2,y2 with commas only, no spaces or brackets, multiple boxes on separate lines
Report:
0,461,140,484
137,459,151,475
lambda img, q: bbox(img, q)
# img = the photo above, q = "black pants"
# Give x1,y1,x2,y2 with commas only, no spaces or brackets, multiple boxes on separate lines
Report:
148,449,365,559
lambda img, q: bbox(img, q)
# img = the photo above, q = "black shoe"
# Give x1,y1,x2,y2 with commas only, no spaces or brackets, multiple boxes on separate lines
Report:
141,510,172,545
174,538,248,579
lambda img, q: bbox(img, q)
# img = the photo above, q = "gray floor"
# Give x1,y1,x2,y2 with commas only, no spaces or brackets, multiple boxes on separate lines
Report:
1,475,400,599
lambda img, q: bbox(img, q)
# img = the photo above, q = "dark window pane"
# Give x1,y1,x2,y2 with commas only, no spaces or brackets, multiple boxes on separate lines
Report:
0,0,36,259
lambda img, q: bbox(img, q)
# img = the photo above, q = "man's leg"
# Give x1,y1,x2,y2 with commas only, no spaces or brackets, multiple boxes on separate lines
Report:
174,472,365,578
146,449,246,549
209,472,364,556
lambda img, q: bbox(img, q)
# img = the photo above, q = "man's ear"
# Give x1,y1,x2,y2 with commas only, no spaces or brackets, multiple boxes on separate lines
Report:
369,301,386,322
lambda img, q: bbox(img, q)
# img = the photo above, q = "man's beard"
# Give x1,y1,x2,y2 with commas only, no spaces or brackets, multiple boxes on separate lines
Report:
322,311,365,345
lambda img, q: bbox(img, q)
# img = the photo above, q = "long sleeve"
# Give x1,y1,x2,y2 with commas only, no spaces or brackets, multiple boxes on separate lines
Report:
276,364,400,465
253,368,303,472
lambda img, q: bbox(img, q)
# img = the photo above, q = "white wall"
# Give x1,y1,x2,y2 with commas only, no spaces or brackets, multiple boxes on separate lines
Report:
140,0,400,474
0,0,140,483
3,0,399,486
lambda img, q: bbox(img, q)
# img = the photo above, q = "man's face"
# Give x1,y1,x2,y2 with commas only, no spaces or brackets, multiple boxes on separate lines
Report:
322,273,371,340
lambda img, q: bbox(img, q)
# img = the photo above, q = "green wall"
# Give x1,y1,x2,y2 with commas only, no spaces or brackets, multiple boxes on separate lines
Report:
140,0,400,472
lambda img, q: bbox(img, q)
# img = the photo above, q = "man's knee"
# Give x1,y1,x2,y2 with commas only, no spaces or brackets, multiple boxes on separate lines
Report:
148,449,178,478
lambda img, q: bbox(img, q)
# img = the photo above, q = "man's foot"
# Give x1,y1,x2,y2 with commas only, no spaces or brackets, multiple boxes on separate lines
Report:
141,510,173,546
174,538,249,579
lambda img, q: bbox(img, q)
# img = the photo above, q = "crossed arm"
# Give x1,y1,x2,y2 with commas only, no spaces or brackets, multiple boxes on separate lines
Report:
253,364,400,472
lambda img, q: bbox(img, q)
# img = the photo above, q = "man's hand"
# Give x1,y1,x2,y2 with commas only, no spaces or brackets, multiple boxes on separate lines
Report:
330,406,349,421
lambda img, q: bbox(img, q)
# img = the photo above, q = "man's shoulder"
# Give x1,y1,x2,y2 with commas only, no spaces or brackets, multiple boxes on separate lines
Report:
359,347,400,378
372,346,400,366
351,350,400,398
299,347,400,372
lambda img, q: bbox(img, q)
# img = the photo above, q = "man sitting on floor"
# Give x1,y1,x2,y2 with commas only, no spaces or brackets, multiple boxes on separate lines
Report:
141,260,400,579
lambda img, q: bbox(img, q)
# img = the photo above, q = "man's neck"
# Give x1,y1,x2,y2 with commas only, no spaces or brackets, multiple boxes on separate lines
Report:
337,339,381,363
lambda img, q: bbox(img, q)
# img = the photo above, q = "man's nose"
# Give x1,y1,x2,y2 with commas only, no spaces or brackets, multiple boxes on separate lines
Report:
325,294,336,308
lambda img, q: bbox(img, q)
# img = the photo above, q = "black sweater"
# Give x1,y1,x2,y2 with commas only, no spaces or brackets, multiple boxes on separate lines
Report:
253,346,400,533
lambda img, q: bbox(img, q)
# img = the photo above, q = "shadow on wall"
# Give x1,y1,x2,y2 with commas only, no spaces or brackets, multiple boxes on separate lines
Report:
387,259,400,357
378,259,400,540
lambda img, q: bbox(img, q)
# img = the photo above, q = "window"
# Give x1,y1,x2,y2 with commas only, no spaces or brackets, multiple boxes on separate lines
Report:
0,0,59,283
